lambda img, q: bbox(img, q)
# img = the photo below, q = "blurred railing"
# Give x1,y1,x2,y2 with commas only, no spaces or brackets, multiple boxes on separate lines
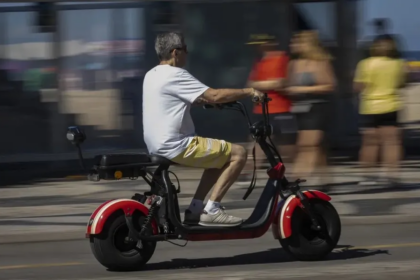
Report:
0,0,419,170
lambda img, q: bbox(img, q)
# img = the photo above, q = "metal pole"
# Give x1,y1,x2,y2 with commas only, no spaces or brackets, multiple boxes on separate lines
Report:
334,0,359,149
279,0,294,53
50,3,69,167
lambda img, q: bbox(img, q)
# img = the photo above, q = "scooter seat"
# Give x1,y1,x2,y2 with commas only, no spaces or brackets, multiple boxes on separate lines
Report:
150,155,174,166
95,153,151,167
95,153,175,167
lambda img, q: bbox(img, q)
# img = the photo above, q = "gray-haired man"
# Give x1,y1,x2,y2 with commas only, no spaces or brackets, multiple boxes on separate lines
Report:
142,32,264,227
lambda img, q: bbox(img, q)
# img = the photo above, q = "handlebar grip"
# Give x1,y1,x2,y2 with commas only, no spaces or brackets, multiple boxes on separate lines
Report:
252,96,260,103
252,96,272,103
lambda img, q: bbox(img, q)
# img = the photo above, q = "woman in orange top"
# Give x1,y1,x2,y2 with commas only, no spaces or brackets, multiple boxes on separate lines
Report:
244,36,295,175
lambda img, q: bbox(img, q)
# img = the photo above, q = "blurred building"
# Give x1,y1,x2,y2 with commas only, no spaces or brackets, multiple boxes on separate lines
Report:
2,0,414,169
0,1,151,163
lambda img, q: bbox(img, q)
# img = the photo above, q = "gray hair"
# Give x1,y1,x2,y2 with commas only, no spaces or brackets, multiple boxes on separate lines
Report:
155,32,184,61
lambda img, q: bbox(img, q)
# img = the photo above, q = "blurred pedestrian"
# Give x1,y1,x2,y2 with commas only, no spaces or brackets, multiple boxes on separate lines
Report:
354,37,407,186
360,18,404,60
285,31,336,188
239,34,294,184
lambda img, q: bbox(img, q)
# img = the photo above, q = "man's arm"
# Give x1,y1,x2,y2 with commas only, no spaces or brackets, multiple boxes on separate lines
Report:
199,88,255,104
247,79,284,91
192,96,212,106
173,69,262,105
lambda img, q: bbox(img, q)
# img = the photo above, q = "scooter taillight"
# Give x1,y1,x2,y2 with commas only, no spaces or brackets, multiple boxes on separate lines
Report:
267,163,285,180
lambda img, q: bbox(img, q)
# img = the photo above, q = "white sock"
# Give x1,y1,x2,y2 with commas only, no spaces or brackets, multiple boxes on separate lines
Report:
204,200,221,215
188,199,204,214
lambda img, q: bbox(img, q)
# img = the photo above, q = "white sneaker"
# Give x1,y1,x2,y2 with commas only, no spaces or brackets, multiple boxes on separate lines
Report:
199,208,243,227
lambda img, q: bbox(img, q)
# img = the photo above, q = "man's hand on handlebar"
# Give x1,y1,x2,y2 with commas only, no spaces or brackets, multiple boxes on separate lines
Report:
250,88,265,103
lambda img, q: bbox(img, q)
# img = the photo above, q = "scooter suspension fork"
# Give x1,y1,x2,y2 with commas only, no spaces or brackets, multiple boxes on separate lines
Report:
140,196,163,235
125,195,163,244
296,190,321,231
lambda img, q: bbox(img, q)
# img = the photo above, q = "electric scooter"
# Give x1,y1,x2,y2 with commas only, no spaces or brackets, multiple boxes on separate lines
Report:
66,94,341,271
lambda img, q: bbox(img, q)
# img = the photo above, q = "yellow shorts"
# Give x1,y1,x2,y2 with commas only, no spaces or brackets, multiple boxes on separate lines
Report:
171,136,232,169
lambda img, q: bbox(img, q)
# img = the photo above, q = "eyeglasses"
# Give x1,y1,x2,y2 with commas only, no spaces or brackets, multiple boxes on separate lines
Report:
172,45,188,54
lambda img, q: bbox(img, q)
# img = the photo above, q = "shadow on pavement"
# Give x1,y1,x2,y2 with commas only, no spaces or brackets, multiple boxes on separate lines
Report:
329,245,390,260
126,246,388,271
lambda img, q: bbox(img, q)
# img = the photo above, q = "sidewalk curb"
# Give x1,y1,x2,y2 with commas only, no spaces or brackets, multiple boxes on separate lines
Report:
2,214,420,244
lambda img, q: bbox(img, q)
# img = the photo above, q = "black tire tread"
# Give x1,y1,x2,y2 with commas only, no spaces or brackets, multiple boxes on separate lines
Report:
90,213,156,271
279,199,341,261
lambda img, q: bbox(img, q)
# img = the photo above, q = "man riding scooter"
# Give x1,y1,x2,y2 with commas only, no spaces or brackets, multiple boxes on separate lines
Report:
142,32,264,227
67,33,342,273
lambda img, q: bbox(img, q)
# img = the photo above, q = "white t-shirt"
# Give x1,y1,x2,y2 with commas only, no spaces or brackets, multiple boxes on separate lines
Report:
142,65,209,159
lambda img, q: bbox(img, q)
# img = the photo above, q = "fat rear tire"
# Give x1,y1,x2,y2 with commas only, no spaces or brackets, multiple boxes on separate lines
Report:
90,212,156,271
279,199,341,261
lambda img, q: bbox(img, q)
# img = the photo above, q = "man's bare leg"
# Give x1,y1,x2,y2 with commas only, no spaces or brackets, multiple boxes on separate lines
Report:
187,168,224,214
194,169,225,200
198,144,248,226
185,144,247,222
208,144,248,202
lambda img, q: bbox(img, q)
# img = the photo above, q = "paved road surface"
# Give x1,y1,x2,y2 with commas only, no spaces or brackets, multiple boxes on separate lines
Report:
2,164,420,243
1,162,420,279
1,223,420,279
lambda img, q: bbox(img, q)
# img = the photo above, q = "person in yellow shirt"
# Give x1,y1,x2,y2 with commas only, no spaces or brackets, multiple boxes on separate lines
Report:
354,37,407,186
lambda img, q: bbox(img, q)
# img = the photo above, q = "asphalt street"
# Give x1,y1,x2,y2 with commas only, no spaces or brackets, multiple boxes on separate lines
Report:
1,223,420,280
2,162,420,278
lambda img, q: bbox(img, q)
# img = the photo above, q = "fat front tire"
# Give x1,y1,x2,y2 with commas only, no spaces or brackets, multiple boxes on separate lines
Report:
90,212,156,271
279,199,341,261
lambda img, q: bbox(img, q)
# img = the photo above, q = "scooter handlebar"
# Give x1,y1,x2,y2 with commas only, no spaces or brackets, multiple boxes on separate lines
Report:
252,96,260,103
252,95,272,103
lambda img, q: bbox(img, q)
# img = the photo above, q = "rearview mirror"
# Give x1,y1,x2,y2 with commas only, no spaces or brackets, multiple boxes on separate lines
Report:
66,126,86,145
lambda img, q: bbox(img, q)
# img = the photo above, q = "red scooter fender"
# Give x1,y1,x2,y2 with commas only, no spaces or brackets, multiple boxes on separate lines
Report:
272,190,331,240
86,199,158,237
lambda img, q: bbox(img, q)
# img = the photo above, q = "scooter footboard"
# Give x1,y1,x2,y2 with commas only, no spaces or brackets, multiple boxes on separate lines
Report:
272,190,331,239
86,199,157,237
